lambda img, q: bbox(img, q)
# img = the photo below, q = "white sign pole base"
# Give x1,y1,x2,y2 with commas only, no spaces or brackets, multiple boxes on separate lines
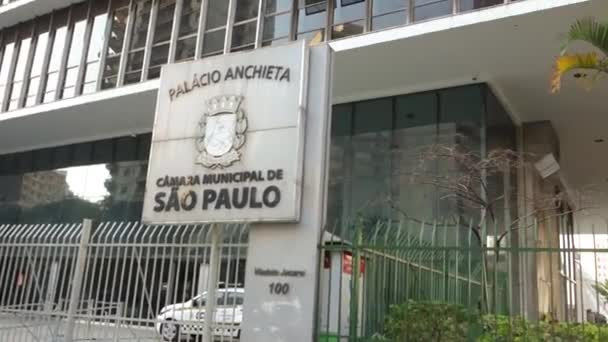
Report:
240,45,333,342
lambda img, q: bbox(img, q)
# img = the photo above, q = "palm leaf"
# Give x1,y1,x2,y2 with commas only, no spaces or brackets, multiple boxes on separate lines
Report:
550,52,604,92
562,17,608,56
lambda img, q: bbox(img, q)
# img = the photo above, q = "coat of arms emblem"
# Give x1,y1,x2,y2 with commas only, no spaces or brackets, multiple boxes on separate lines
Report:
196,95,248,169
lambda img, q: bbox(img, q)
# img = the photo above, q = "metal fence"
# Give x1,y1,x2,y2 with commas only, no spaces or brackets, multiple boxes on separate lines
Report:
0,220,248,342
317,213,608,341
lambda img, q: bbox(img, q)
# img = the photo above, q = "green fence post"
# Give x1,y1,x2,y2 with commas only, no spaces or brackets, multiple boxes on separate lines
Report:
349,217,363,341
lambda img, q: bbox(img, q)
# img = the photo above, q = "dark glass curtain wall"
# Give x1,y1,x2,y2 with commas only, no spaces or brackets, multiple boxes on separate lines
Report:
326,84,517,231
0,134,151,224
0,84,515,227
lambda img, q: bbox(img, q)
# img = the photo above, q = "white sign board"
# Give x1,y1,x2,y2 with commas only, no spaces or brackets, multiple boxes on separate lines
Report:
143,41,309,224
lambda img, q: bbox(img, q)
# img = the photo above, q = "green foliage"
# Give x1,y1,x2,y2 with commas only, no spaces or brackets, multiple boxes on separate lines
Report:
479,315,608,341
562,17,608,56
592,279,608,305
383,301,478,341
382,301,608,341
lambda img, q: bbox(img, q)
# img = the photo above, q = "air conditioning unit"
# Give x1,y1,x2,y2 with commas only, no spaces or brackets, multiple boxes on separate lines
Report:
534,153,560,179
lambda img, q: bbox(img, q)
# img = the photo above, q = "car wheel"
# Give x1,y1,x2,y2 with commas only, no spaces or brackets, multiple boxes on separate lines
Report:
160,321,180,342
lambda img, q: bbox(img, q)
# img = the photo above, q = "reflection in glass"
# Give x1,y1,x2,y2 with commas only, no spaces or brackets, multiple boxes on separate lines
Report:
266,0,292,14
176,37,196,61
202,29,226,56
102,2,130,89
124,0,152,85
372,0,407,30
0,32,15,108
176,0,201,61
0,161,148,224
206,0,230,30
298,0,327,43
148,44,170,79
326,85,516,233
414,0,452,22
63,3,88,99
25,17,50,107
154,0,176,44
0,29,16,111
179,0,201,37
43,10,68,103
460,0,503,11
8,26,32,111
263,0,291,45
201,0,230,57
148,0,176,80
231,21,257,50
234,0,259,22
83,1,110,94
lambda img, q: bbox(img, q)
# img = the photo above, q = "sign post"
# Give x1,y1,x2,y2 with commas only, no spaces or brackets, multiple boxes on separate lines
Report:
143,41,333,341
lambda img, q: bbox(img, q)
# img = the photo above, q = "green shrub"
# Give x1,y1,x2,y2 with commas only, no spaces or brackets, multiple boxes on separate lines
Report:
382,301,608,341
383,301,478,341
479,315,608,341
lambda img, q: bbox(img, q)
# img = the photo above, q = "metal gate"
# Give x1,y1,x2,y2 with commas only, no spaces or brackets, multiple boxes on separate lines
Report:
316,214,603,341
0,220,248,342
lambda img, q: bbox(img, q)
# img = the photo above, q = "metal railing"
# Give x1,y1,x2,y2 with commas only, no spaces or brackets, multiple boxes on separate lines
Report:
317,213,608,341
0,219,249,342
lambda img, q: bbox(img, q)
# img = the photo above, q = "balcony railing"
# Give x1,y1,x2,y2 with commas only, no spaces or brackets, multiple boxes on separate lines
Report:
0,0,521,114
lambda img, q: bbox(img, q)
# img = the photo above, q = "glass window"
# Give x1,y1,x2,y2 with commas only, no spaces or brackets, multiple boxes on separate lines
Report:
148,44,170,79
0,134,150,224
25,16,51,107
7,24,33,111
43,9,69,102
262,0,292,46
0,28,16,112
460,0,503,12
102,0,130,89
148,0,176,80
83,0,110,94
206,0,230,30
372,0,407,30
179,0,201,37
175,0,201,62
175,37,196,61
124,0,152,85
392,92,439,221
202,0,229,57
414,0,452,22
235,0,259,22
229,0,259,53
326,85,513,234
350,99,393,221
224,293,244,306
332,0,365,39
327,103,352,228
154,0,176,44
297,0,327,43
62,3,88,99
437,86,483,221
231,21,257,50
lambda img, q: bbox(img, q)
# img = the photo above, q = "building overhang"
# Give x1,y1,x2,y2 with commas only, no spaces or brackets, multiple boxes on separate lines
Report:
0,80,158,154
328,0,608,226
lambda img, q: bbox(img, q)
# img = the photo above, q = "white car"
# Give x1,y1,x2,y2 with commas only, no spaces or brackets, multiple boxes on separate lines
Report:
156,288,244,341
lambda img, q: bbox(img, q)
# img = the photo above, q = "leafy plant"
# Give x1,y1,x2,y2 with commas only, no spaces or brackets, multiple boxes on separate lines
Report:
383,301,478,341
382,301,608,341
551,17,608,92
592,279,608,309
